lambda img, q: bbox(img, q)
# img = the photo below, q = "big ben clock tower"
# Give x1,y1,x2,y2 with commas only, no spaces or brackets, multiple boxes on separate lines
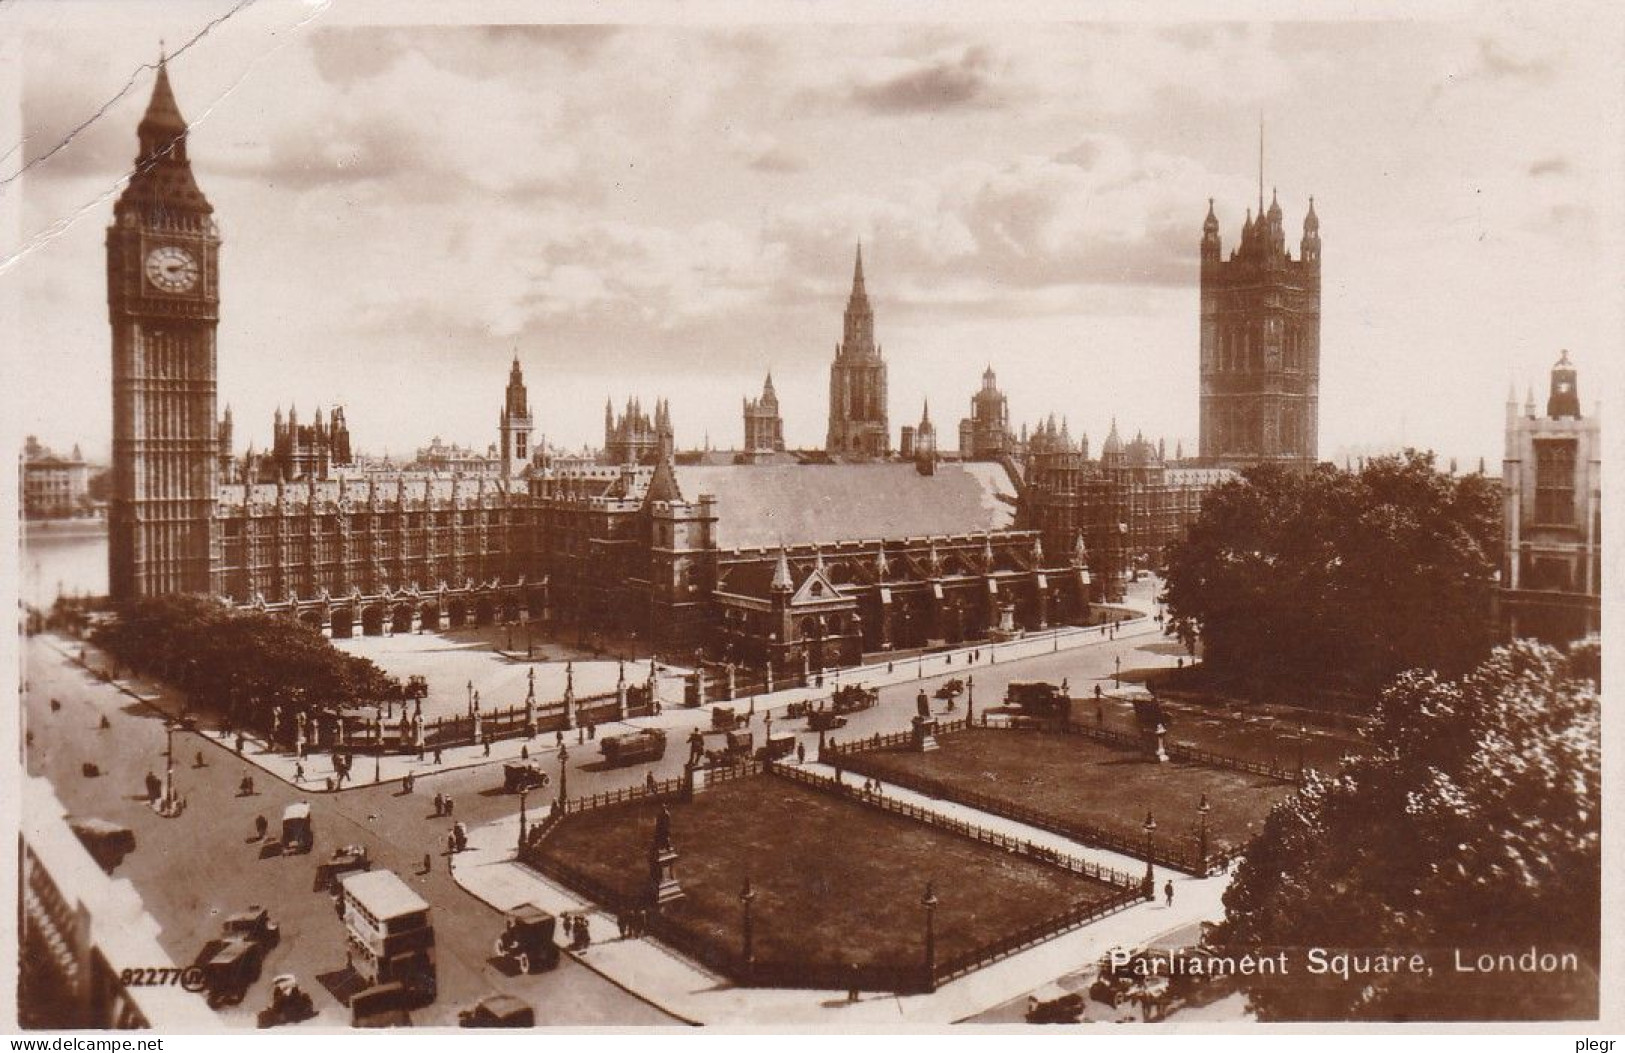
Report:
107,56,222,600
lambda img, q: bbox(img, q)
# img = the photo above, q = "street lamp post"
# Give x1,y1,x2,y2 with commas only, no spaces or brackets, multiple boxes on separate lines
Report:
965,675,975,725
1196,793,1210,874
921,882,939,992
518,787,529,849
558,744,569,806
1115,654,1122,690
739,877,757,970
163,721,175,808
1142,811,1157,897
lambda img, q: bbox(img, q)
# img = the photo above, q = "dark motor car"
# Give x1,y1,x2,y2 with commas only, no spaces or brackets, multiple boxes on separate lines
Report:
459,994,535,1028
493,905,559,975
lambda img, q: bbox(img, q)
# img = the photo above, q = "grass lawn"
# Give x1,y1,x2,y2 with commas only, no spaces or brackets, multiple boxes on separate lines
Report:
846,728,1295,858
536,774,1123,973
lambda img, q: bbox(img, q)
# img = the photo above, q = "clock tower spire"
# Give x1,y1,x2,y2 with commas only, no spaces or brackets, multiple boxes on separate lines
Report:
107,54,223,599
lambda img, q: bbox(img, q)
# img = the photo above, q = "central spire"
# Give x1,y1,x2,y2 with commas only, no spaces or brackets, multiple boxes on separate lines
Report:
853,241,866,297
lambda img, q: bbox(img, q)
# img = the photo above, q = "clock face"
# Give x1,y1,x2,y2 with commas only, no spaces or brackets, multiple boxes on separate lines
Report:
144,245,199,293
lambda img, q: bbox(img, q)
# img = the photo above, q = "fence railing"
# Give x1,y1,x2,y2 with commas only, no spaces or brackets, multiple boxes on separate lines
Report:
518,759,1145,994
1053,712,1302,785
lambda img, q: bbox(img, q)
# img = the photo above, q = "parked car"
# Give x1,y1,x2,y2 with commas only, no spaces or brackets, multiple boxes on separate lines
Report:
459,994,535,1028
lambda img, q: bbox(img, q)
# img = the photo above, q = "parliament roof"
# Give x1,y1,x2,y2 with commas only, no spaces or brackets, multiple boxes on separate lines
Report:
673,462,1018,550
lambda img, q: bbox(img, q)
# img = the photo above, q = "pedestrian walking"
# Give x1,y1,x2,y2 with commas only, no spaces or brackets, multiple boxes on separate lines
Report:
588,724,596,741
422,853,432,874
796,742,806,765
445,796,454,817
847,962,860,1003
616,912,626,939
433,792,444,816
1164,880,1174,908
434,746,443,765
556,730,564,749
483,738,491,757
145,771,161,802
521,744,529,760
295,762,305,783
100,715,111,730
254,815,268,840
447,831,457,856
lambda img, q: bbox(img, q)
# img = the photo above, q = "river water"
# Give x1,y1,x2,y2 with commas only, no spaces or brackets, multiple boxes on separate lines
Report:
19,523,108,608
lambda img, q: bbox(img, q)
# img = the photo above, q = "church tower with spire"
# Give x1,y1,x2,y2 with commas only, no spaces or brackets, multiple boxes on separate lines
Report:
743,372,785,458
107,53,223,599
825,244,891,458
499,353,534,477
1198,138,1322,469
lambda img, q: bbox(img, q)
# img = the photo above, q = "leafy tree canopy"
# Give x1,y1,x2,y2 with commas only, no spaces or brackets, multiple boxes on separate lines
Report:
1163,451,1501,703
94,594,403,724
1214,640,1600,1021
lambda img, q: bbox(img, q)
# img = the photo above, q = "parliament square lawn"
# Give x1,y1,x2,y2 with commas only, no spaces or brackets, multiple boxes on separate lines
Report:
843,728,1297,857
534,774,1126,973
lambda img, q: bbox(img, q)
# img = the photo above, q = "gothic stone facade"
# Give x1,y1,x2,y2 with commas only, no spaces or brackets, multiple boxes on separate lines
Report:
1499,352,1602,644
1198,191,1322,468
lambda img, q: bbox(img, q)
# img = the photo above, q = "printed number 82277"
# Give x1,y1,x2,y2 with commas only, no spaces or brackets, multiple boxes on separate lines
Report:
120,967,186,986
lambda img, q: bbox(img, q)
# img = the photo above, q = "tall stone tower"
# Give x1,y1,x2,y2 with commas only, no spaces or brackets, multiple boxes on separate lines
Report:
743,372,785,458
1198,183,1321,468
499,354,533,477
825,245,890,458
107,56,222,600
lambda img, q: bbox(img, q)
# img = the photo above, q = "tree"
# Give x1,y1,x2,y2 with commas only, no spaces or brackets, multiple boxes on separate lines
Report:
1213,640,1600,1021
1162,451,1500,704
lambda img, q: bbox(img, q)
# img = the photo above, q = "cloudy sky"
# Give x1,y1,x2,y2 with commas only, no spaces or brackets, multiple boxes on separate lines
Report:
5,0,1621,469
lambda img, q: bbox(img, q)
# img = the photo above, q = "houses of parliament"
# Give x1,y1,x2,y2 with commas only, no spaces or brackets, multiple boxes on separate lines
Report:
107,62,1317,669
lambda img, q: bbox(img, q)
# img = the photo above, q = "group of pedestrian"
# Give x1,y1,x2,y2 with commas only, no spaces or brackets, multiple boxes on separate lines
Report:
433,792,456,817
238,774,256,797
567,914,592,950
614,909,650,939
860,777,884,797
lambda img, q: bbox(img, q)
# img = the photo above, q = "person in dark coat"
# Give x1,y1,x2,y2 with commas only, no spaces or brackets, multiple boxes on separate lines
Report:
1164,880,1175,907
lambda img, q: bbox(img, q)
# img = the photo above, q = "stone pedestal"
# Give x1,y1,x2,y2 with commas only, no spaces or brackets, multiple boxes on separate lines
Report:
648,845,684,908
1153,722,1169,764
911,715,940,753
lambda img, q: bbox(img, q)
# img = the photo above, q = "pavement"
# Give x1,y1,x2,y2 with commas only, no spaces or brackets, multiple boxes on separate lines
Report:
448,760,1233,1026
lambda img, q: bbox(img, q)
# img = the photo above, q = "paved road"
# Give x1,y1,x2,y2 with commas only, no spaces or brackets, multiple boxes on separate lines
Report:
22,634,680,1028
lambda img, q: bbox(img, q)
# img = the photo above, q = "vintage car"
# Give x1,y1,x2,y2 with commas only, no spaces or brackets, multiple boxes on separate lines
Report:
281,802,313,854
830,684,879,714
459,994,535,1028
758,734,796,763
256,974,316,1029
192,909,280,1008
502,763,551,793
350,981,412,1028
493,904,559,975
934,678,966,701
600,728,667,767
806,709,848,732
1005,681,1070,719
1026,982,1086,1023
710,706,742,732
314,844,372,892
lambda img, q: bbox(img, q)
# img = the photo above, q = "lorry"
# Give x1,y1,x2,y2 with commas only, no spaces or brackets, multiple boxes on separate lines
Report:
599,728,668,767
191,907,281,1008
281,802,313,854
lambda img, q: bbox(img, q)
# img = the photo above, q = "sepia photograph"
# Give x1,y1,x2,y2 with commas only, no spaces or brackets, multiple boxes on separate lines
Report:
2,0,1617,1039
